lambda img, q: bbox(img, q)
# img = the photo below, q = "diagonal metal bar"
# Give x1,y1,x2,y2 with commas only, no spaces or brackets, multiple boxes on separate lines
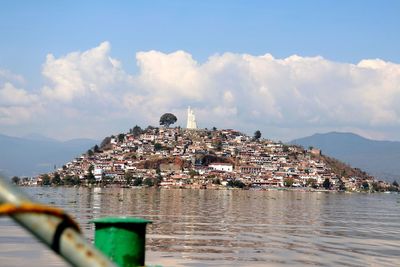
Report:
0,177,116,267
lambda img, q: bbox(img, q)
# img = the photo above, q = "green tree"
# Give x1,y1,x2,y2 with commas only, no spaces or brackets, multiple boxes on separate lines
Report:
253,130,262,140
212,178,221,185
156,174,163,186
322,178,331,189
11,176,20,185
214,140,223,151
52,173,62,185
93,144,100,153
86,165,96,184
86,172,96,184
74,176,81,185
125,172,133,185
133,177,143,186
227,179,245,188
63,175,80,186
189,169,198,178
87,149,94,156
338,179,346,191
130,125,143,137
42,174,51,186
88,165,94,173
159,113,177,127
306,178,317,188
144,178,154,187
361,181,369,190
154,143,163,151
145,125,156,133
118,133,125,143
284,177,294,187
63,175,73,186
282,145,290,153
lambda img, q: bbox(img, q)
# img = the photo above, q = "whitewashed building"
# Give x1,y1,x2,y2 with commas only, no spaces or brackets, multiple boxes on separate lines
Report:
209,163,233,172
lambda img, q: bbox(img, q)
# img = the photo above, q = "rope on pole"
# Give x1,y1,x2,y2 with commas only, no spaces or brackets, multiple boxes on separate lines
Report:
0,202,81,232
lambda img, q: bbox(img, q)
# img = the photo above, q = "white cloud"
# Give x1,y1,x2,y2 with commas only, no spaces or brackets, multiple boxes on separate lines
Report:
41,41,133,102
130,50,400,139
0,76,40,125
0,69,25,85
1,42,400,140
0,83,38,106
136,50,204,97
0,106,39,125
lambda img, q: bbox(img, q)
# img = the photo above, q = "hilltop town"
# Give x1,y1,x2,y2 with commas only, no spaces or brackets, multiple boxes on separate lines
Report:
15,110,399,192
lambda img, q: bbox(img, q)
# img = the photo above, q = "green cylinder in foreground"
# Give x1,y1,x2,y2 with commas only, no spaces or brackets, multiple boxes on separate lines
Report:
91,217,151,267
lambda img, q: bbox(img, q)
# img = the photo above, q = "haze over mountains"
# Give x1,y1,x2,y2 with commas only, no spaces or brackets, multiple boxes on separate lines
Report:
0,133,97,178
291,132,400,182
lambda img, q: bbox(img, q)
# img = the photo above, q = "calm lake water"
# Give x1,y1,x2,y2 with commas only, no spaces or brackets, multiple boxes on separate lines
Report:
0,187,399,266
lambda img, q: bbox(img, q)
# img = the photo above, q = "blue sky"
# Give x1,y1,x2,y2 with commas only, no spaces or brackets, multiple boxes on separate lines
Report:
2,1,399,83
1,1,400,141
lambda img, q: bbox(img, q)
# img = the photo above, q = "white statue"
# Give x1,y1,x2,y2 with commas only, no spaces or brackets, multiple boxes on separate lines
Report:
186,106,198,129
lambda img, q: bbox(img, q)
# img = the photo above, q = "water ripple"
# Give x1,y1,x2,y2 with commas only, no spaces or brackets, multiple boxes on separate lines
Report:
0,187,399,266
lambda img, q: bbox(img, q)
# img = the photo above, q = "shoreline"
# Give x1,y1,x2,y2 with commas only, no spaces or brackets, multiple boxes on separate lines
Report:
19,184,399,194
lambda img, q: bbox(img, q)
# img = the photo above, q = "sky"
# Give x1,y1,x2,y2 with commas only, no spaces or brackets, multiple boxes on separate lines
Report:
0,0,400,142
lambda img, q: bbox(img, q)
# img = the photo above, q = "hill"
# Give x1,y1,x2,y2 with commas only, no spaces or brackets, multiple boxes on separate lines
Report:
30,127,392,192
290,132,400,181
0,133,97,178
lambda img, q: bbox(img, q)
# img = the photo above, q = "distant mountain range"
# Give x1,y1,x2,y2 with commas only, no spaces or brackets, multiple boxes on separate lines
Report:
0,133,97,178
290,132,400,181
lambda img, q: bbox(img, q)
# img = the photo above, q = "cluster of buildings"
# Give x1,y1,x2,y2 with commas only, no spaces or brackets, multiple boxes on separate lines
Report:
24,108,393,191
33,127,377,191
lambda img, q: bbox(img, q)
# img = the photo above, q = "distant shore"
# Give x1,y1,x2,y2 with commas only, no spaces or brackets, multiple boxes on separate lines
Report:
18,183,399,193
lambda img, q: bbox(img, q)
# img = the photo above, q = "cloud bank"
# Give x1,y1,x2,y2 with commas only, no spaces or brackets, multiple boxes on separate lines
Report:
1,42,399,141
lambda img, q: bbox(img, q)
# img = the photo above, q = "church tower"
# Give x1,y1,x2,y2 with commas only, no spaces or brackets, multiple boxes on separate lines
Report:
186,106,198,129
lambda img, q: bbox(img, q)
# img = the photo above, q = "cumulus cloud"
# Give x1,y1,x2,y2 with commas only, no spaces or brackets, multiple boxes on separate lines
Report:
0,68,25,85
136,51,203,96
0,74,40,125
0,83,38,106
41,41,133,102
0,106,39,125
1,42,400,140
134,51,400,131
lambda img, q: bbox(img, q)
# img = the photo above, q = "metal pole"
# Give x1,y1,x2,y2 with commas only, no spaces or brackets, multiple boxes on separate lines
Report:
0,177,116,267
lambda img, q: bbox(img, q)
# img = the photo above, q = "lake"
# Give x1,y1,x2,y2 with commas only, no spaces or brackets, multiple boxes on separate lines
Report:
0,187,399,266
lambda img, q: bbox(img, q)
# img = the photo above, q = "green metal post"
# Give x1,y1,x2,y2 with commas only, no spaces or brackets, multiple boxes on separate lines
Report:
92,217,151,267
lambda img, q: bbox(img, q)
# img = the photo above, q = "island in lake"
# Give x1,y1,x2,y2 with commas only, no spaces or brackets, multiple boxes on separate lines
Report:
14,111,399,193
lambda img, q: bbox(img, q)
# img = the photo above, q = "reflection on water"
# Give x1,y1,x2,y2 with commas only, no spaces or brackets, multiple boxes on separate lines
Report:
0,187,399,266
